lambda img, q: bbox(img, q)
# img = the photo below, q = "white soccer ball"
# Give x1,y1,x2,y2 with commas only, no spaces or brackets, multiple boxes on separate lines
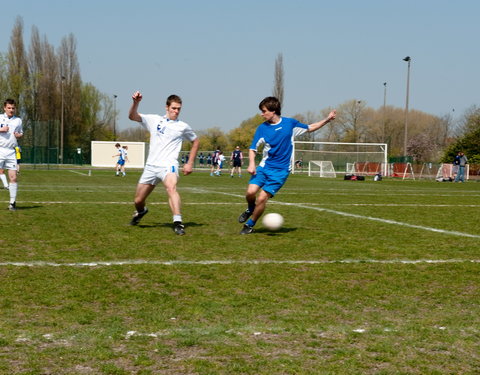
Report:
262,213,284,231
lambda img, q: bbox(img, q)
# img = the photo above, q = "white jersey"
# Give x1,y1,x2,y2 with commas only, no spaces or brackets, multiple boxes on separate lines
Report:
0,114,23,150
140,114,197,167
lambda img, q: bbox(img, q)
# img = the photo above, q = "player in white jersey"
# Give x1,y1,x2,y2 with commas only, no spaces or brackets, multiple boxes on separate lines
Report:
128,91,199,235
0,99,23,211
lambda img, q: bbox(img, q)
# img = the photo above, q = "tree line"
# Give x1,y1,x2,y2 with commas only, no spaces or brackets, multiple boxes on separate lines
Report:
1,18,477,164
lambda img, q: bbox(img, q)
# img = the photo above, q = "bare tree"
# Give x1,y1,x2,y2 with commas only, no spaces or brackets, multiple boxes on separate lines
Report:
272,53,284,105
7,16,29,114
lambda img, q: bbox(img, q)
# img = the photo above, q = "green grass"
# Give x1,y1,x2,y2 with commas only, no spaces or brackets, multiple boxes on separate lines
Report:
0,168,479,374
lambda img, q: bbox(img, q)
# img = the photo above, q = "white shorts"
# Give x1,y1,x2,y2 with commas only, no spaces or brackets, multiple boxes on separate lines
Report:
139,164,179,185
0,148,17,170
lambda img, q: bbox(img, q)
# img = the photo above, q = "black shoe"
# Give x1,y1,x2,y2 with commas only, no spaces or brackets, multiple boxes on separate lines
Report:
238,209,252,223
8,202,16,211
130,207,148,225
174,221,185,235
240,224,254,235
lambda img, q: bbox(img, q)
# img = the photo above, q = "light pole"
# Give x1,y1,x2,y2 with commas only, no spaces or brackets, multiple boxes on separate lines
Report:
383,82,387,143
60,75,66,163
113,94,118,140
403,56,411,158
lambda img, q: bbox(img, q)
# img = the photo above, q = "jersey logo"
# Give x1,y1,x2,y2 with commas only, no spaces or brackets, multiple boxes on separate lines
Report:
157,124,166,134
275,127,283,131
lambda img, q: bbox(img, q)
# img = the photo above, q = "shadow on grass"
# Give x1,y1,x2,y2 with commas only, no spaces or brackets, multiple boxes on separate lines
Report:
256,226,298,236
133,221,205,229
11,205,43,210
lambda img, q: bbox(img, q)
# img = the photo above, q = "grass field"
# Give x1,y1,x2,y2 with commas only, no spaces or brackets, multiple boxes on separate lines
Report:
1,168,479,374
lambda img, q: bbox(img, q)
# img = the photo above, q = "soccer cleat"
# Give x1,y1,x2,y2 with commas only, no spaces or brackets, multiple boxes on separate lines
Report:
240,224,254,235
129,207,148,225
238,209,252,223
173,221,185,235
4,186,9,190
8,202,16,211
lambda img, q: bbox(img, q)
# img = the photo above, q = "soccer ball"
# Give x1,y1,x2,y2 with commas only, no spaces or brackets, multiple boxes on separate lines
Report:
262,213,284,231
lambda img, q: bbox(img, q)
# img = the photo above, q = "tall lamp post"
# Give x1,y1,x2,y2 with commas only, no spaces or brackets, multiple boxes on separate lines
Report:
60,75,66,163
383,82,387,143
113,94,118,140
403,56,411,158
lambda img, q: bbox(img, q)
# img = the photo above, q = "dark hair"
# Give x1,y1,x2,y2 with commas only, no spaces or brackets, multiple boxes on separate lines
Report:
166,95,182,107
259,96,281,115
4,98,16,107
115,143,121,148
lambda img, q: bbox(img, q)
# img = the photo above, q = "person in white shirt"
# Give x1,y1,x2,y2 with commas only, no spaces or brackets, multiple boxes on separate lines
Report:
128,91,199,235
0,99,23,211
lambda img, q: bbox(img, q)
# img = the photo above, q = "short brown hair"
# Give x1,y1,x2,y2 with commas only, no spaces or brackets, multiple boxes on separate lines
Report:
4,98,16,107
166,95,182,107
259,96,281,115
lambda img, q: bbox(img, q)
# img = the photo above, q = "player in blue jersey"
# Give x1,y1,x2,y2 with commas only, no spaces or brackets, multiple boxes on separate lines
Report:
238,96,336,234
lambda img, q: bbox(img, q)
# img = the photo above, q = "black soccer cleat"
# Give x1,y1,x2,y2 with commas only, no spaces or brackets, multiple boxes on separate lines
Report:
238,209,252,223
240,224,254,235
8,202,16,211
129,207,148,225
173,221,185,236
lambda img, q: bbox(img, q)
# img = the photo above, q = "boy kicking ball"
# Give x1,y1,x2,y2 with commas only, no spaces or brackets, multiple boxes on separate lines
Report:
239,96,336,234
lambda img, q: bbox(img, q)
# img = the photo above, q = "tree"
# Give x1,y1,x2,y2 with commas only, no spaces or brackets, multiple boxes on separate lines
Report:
228,114,262,150
272,53,284,105
7,17,29,117
197,127,229,152
441,107,480,163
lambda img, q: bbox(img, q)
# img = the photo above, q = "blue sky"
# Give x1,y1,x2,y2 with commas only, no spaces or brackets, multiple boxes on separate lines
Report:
1,0,479,132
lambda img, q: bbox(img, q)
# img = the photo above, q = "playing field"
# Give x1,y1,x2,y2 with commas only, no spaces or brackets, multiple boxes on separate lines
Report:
1,169,479,374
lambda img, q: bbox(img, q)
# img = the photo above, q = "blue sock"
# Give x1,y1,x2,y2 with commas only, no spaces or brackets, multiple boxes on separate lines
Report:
246,219,256,227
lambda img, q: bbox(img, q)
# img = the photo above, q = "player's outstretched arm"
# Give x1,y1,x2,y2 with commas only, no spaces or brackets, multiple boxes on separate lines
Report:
128,91,143,122
307,110,336,133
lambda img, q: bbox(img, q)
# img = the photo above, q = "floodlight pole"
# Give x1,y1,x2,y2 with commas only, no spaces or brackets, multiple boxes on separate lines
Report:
113,94,118,140
60,75,66,163
383,82,387,143
403,56,411,158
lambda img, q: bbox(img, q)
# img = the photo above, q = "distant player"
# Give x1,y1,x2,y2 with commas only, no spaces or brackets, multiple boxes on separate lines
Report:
230,146,243,178
0,99,23,211
238,96,336,234
113,143,124,176
128,91,199,235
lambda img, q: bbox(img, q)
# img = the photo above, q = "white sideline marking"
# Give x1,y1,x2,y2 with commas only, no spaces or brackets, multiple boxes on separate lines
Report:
68,170,90,176
196,189,480,239
0,259,479,267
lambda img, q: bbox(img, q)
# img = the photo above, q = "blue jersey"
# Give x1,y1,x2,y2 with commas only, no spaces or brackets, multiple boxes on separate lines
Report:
250,117,308,170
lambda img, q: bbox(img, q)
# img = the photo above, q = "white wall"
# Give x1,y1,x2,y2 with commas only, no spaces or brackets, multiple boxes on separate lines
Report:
91,141,145,168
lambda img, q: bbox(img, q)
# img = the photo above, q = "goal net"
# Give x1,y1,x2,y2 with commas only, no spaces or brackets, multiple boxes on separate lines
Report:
308,161,336,178
293,141,388,175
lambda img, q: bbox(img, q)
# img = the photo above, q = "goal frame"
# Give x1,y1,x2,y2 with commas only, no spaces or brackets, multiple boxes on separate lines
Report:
292,141,388,176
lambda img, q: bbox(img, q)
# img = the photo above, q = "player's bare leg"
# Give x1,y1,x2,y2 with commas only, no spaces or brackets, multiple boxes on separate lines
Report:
163,173,185,235
130,183,154,225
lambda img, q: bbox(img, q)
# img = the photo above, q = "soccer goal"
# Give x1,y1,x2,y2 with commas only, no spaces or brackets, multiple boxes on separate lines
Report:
293,141,388,176
308,161,336,178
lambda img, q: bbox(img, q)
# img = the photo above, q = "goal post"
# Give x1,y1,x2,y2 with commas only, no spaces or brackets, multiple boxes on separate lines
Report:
292,141,388,176
308,161,336,178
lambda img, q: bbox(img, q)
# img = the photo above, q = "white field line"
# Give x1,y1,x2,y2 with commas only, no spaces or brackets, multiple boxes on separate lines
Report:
13,200,480,208
195,189,480,239
1,259,480,267
68,170,90,176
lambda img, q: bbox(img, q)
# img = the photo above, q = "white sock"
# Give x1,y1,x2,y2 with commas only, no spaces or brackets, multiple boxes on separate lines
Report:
173,215,182,223
0,174,7,188
9,182,17,203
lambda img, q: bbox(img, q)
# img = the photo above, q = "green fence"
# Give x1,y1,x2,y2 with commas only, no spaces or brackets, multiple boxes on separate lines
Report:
21,146,89,166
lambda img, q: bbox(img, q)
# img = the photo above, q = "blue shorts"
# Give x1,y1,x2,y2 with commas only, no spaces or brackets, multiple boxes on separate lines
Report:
117,159,125,166
249,166,290,197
